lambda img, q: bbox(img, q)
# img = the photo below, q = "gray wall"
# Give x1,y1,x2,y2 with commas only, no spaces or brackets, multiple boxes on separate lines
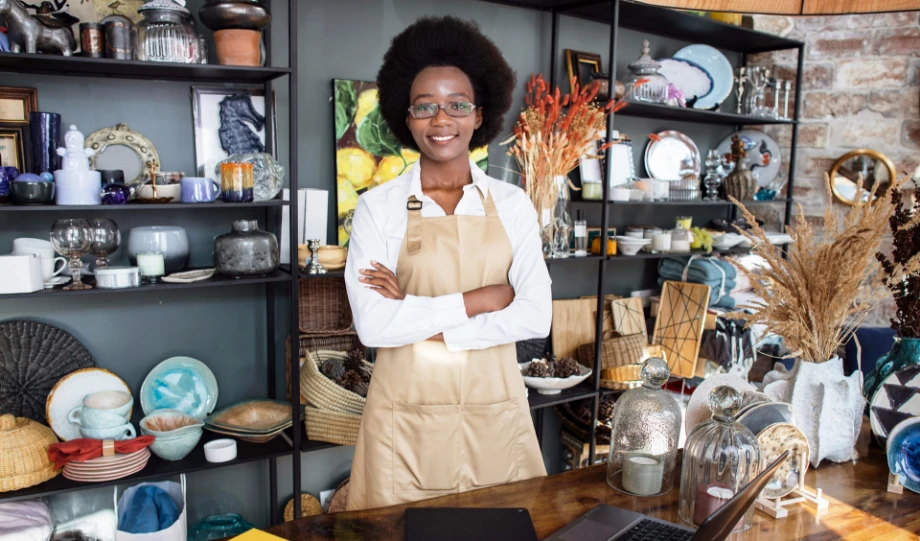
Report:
0,0,747,528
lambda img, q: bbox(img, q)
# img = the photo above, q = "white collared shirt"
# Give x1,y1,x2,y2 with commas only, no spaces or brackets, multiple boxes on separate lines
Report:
344,160,552,352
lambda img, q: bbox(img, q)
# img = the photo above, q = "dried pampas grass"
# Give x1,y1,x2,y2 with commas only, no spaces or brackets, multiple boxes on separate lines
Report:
729,173,906,362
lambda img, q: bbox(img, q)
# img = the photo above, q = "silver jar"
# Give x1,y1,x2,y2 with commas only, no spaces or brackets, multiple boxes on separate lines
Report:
214,220,279,278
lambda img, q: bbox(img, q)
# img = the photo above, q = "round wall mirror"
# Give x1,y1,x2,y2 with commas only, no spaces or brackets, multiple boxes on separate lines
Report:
85,123,159,186
828,149,896,206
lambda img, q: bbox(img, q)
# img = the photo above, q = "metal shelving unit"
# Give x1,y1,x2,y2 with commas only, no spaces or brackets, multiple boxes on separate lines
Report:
0,0,300,525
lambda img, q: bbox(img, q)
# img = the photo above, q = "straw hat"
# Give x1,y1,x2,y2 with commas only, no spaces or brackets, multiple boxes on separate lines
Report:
0,413,59,492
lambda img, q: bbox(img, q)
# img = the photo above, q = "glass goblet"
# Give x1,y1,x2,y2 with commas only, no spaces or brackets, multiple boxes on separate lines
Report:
50,219,94,290
89,218,121,269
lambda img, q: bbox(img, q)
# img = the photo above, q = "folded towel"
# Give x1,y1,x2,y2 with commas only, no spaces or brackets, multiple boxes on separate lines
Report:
119,485,180,534
658,256,737,283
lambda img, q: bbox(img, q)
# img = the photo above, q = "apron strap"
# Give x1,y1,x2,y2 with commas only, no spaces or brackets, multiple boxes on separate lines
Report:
480,188,498,217
406,195,423,254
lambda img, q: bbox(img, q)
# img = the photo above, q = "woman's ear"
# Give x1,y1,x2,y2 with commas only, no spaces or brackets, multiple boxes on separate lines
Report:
474,108,483,130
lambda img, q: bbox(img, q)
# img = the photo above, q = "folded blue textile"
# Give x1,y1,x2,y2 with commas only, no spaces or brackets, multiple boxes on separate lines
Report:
658,256,737,284
118,485,180,534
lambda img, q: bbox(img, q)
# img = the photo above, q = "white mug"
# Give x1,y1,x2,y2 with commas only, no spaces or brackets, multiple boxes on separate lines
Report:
41,257,67,281
12,238,55,259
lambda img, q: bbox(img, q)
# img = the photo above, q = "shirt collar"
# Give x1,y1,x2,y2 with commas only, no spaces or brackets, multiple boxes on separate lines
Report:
408,158,490,201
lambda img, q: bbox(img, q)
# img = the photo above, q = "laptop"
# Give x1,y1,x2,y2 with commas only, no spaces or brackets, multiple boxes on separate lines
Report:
405,507,539,541
545,450,790,541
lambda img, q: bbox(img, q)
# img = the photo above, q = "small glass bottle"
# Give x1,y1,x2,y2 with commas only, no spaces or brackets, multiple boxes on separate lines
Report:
679,386,761,532
574,209,587,257
607,357,682,496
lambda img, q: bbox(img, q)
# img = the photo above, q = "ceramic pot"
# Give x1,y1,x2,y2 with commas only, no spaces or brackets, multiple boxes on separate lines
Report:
199,1,271,31
54,170,103,205
127,226,189,273
11,180,55,205
724,160,756,201
214,219,279,278
865,336,920,400
29,112,61,175
213,29,261,66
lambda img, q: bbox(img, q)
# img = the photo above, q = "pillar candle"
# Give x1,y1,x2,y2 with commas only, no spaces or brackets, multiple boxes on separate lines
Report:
136,253,165,283
693,483,743,530
622,454,664,496
651,232,671,253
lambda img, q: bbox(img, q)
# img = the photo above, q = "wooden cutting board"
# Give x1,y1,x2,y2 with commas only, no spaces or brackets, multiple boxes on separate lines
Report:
652,281,710,379
552,299,608,359
610,297,648,341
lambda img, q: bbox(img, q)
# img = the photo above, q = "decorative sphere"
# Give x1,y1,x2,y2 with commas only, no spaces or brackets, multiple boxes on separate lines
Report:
640,357,670,388
39,172,54,182
13,173,43,182
708,386,742,421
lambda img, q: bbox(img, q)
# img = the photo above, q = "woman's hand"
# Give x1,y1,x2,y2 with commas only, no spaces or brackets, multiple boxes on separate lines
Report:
360,261,406,300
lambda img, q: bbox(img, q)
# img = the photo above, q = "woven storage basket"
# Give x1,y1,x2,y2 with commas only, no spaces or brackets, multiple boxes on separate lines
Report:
283,493,323,522
576,332,648,371
298,278,354,334
304,407,362,446
600,364,643,391
0,413,59,492
299,350,372,415
516,338,547,364
285,334,364,400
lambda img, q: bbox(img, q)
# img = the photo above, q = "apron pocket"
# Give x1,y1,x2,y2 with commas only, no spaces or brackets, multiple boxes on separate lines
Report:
463,399,521,487
392,401,460,494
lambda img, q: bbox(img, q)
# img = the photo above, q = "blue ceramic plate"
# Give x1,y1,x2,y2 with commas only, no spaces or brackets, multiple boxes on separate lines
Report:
887,417,920,493
657,58,712,106
140,356,219,420
673,44,733,110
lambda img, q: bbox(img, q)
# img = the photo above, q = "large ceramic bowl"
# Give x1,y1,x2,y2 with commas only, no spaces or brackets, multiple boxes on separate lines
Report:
127,226,189,273
520,361,592,395
615,236,651,256
135,183,181,203
11,180,55,205
140,409,204,462
712,233,745,251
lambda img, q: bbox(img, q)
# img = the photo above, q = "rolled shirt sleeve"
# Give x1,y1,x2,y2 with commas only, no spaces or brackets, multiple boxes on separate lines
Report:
345,197,470,348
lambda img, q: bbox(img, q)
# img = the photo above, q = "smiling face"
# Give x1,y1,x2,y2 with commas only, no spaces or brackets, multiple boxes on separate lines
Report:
406,66,482,164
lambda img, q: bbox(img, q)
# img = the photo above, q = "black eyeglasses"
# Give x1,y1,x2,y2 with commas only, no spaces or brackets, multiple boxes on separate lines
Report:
407,102,477,119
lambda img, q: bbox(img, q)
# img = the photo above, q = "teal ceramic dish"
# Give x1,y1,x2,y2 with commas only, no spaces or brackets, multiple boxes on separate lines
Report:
140,408,205,438
147,427,203,461
140,357,219,420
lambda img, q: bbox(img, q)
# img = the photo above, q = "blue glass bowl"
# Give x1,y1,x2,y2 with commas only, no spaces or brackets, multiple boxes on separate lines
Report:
188,513,254,541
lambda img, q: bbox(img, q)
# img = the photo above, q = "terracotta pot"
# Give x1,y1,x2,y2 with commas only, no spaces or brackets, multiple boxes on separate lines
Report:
213,29,261,66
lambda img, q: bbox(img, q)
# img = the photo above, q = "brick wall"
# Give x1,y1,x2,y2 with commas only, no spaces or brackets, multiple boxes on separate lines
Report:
749,12,920,227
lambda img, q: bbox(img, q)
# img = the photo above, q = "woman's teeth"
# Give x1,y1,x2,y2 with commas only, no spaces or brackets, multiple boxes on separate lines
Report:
431,135,456,142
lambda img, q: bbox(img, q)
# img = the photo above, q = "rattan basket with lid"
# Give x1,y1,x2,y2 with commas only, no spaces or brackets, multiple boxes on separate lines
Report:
0,413,59,492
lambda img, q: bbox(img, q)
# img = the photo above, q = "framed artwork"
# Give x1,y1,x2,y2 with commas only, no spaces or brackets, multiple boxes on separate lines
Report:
0,125,28,172
333,79,488,246
0,87,38,123
191,86,267,177
565,49,602,93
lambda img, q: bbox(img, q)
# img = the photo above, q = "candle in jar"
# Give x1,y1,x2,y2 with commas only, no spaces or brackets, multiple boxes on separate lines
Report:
651,232,671,253
582,180,603,200
136,253,165,283
622,454,665,495
693,484,743,530
670,238,692,253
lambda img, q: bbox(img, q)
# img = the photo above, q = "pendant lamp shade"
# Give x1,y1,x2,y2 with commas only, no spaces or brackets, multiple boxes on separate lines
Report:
635,0,920,14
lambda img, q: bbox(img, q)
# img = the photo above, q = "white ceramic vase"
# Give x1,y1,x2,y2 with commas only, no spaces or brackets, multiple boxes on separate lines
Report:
761,357,864,468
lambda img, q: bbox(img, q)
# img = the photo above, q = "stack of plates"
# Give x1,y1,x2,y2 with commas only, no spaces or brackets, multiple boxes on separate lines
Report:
204,399,299,443
61,448,150,482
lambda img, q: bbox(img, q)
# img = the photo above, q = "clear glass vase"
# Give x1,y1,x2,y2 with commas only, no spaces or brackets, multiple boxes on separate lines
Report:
136,0,201,64
541,176,572,259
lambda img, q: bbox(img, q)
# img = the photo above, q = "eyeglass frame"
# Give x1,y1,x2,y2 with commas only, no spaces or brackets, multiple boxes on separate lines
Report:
406,101,478,119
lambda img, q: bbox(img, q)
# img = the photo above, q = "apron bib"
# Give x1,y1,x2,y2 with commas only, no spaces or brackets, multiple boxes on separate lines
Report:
347,189,546,511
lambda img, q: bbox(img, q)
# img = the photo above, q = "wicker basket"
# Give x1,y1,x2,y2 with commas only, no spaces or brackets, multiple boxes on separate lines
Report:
283,493,323,521
298,278,354,334
516,338,547,364
0,414,59,492
304,407,362,446
600,364,643,391
285,334,364,400
299,350,372,415
576,332,648,371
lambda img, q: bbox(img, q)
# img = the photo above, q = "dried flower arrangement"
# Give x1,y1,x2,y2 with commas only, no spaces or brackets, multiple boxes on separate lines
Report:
729,174,906,362
877,182,920,338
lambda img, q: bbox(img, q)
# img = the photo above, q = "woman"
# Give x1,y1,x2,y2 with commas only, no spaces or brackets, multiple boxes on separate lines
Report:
344,16,551,511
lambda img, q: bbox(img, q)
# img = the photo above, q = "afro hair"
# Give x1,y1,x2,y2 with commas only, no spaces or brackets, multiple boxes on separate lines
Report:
376,16,516,151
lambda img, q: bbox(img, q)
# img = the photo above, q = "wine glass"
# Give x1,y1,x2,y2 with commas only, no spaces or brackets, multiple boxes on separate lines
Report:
89,218,120,269
50,219,94,290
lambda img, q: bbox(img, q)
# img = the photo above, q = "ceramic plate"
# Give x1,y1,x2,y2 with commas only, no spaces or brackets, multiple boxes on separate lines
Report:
140,356,219,420
206,399,297,434
757,422,810,499
161,269,216,283
66,449,150,471
887,417,920,493
657,58,712,106
645,130,700,181
684,374,755,434
870,364,920,445
520,361,592,395
46,368,131,441
737,402,794,437
204,424,288,443
717,129,782,188
673,45,733,110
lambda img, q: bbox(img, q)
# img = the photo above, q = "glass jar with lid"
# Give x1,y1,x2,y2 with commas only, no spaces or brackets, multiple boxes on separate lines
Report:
136,0,201,64
623,39,669,104
607,357,682,496
670,223,693,254
679,386,761,531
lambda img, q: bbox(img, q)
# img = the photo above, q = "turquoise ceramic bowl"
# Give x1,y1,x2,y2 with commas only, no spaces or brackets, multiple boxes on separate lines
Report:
140,408,205,461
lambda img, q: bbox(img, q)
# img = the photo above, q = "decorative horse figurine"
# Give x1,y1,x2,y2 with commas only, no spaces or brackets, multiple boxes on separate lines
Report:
0,0,77,56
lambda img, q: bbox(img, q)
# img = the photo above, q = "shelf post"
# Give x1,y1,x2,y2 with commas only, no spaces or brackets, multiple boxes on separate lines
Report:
549,9,559,89
287,0,302,520
784,44,804,230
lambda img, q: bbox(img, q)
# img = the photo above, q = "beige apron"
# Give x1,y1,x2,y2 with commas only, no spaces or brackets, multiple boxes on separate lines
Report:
347,188,547,511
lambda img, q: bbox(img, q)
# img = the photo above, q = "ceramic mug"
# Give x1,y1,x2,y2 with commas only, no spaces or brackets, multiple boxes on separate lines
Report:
12,238,55,259
67,406,128,429
80,423,136,441
67,390,133,428
180,176,220,203
41,256,67,281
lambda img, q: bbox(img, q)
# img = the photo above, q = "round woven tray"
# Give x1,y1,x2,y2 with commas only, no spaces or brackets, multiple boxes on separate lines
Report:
283,493,323,522
0,320,95,423
328,479,349,514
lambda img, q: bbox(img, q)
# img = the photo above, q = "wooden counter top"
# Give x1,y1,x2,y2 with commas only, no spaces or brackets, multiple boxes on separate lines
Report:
267,446,920,540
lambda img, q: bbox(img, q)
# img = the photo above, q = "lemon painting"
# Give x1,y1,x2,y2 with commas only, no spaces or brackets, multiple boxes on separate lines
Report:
334,79,488,246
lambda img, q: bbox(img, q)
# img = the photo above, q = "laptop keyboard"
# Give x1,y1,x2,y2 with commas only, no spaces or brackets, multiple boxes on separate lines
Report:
617,519,694,541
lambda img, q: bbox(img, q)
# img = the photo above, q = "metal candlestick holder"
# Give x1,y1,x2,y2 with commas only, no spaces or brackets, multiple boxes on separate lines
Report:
733,67,748,115
782,80,792,119
307,239,326,275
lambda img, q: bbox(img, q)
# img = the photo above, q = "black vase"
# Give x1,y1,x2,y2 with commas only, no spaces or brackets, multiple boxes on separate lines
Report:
29,112,62,175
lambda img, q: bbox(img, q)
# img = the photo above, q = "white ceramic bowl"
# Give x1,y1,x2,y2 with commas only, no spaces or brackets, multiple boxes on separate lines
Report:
712,233,745,251
203,438,237,463
520,361,592,395
616,236,651,256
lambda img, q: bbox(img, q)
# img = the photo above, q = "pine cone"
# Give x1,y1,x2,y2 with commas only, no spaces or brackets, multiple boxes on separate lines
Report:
345,349,365,371
320,357,345,381
527,359,555,378
555,357,580,379
340,369,363,394
350,379,369,398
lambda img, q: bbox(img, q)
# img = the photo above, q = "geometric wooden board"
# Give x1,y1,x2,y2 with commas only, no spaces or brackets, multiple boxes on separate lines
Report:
651,281,710,379
610,297,647,342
